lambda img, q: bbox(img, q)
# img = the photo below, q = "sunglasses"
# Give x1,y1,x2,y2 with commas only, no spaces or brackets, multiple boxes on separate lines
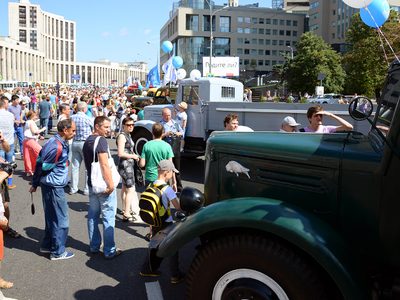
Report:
125,124,134,127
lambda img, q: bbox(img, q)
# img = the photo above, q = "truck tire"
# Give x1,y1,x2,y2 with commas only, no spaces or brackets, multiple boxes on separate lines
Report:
131,128,152,155
186,234,336,300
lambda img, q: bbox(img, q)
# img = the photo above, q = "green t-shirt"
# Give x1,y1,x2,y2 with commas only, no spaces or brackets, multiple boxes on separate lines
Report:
142,140,174,181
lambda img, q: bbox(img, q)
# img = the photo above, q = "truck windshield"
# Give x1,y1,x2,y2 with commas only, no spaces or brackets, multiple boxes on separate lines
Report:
376,72,400,130
182,86,199,105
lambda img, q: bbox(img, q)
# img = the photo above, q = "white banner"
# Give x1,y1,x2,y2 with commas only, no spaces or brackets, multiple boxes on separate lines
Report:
202,57,240,77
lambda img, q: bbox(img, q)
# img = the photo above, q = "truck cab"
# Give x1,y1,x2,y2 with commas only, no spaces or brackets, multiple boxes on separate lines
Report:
150,60,400,299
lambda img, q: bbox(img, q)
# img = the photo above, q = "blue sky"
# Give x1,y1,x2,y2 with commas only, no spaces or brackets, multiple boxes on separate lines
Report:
0,0,272,69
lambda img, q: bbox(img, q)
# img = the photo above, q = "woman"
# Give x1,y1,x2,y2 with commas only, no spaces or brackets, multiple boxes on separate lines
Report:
20,101,29,120
117,117,139,222
23,111,46,176
30,91,37,111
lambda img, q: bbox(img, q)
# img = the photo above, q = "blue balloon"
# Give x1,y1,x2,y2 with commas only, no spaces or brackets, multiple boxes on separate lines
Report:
360,0,390,27
162,41,173,53
172,56,183,69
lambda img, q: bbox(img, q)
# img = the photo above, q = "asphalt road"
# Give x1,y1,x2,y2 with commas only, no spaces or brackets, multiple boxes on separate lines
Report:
2,131,205,300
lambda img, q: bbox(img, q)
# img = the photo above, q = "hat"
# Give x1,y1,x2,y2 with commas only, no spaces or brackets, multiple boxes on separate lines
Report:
282,116,300,126
157,160,179,173
178,102,188,110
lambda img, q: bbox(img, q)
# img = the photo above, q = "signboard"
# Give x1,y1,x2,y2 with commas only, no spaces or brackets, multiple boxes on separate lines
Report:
71,74,81,80
315,86,324,96
202,57,240,77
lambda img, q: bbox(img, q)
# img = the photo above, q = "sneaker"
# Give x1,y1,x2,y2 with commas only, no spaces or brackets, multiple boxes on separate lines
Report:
68,190,77,195
105,248,122,260
7,184,16,190
83,191,89,196
50,251,75,261
89,243,104,254
39,248,50,254
171,272,186,284
140,270,162,277
26,172,32,177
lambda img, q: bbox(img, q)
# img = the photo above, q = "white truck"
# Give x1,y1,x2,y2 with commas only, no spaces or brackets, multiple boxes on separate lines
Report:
131,77,372,155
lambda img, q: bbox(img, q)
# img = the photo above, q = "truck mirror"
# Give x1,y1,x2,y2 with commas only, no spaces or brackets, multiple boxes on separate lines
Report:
166,96,171,103
349,97,373,121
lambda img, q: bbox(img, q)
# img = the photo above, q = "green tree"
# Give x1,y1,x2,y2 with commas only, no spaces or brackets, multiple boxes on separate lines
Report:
284,31,346,95
345,10,400,98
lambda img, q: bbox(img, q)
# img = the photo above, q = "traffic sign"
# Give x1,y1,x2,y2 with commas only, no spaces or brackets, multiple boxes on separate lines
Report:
207,73,215,77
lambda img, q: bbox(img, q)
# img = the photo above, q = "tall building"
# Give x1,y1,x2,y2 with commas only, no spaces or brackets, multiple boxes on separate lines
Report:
308,0,400,53
283,0,309,14
1,0,147,85
162,0,307,75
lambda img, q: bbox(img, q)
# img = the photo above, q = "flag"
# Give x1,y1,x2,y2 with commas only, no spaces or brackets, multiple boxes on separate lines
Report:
126,76,133,86
162,56,177,86
145,65,160,88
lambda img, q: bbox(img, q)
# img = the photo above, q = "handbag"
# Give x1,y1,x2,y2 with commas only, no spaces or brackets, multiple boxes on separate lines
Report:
162,122,181,157
134,159,144,187
91,136,121,193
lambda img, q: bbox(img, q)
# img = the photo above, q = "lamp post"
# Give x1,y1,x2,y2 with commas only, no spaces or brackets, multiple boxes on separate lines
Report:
205,0,229,75
137,53,147,63
147,41,159,75
287,45,293,59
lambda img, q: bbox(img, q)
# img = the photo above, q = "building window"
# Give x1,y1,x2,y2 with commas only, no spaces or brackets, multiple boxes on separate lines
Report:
65,22,68,39
238,28,243,33
293,31,298,36
220,17,231,32
56,20,58,37
272,40,277,45
70,23,74,39
239,59,243,65
252,39,257,44
244,49,250,55
238,38,243,44
238,17,243,22
265,60,270,66
266,18,271,24
60,21,63,38
258,50,263,55
214,38,230,56
61,40,63,60
245,17,250,23
286,30,291,36
279,40,284,46
56,40,59,60
279,30,285,36
332,21,336,27
244,28,250,34
332,33,335,39
259,39,264,45
203,15,215,31
286,41,291,46
259,18,264,24
293,21,298,26
332,10,336,15
52,39,54,59
65,41,68,61
266,39,271,45
244,38,250,44
252,18,257,24
292,41,297,46
71,42,74,61
258,60,263,66
259,29,264,34
19,6,26,27
273,30,278,35
30,30,37,50
286,20,291,26
265,50,271,55
251,49,257,55
252,28,257,34
272,50,278,56
221,86,235,98
244,59,250,65
19,30,26,43
272,60,278,65
310,13,319,20
280,20,285,26
237,49,243,54
266,29,271,35
52,19,54,36
310,1,319,9
273,19,278,25
186,15,199,31
29,7,37,28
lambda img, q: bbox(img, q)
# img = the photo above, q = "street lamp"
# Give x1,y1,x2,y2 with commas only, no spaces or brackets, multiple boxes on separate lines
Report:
137,53,147,63
147,41,160,75
287,46,293,59
205,0,229,75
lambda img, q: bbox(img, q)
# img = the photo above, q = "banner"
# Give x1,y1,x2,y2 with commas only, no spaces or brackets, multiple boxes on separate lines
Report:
202,57,240,77
145,65,160,88
162,56,177,86
126,76,133,86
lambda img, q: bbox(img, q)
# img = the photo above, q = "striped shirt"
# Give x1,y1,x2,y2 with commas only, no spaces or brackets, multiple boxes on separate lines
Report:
70,112,94,141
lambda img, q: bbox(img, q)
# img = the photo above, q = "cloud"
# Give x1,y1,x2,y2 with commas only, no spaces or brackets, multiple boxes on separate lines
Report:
143,29,151,35
119,28,129,37
101,31,112,36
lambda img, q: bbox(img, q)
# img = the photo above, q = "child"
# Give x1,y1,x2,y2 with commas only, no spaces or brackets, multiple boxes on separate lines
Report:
175,102,188,153
140,160,186,284
108,111,117,139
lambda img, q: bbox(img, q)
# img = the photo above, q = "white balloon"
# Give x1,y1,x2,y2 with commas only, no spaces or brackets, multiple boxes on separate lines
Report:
177,69,187,80
342,0,373,8
190,69,202,81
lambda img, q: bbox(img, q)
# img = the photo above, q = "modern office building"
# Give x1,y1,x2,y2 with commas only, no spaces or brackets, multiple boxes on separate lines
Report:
308,0,400,53
275,0,310,14
161,1,308,75
1,0,147,85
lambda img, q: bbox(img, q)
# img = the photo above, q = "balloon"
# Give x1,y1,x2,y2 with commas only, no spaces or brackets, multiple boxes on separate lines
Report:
177,69,187,80
172,56,183,69
360,0,390,27
162,41,173,53
342,0,373,8
190,69,202,81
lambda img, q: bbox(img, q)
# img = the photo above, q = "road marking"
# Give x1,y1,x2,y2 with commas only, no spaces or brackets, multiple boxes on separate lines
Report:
145,281,164,300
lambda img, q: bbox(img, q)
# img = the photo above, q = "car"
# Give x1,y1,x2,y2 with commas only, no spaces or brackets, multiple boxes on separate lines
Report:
307,94,348,104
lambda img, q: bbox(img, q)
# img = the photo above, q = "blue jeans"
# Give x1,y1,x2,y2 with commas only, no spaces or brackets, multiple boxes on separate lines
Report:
87,187,117,257
71,141,88,194
0,143,14,162
41,184,70,257
14,127,24,156
31,102,37,112
40,117,49,136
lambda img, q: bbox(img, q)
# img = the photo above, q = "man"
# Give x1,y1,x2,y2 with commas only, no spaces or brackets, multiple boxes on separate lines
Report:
160,108,183,193
70,102,93,195
58,103,72,163
224,113,239,131
299,105,353,133
38,96,54,137
29,119,76,260
0,97,16,190
280,116,301,132
49,91,57,112
83,116,121,259
8,95,25,157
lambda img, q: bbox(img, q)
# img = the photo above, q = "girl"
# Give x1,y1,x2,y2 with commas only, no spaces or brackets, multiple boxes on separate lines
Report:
175,102,188,153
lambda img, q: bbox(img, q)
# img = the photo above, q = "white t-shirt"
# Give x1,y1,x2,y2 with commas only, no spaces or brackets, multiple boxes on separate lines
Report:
24,120,37,139
154,180,177,223
176,111,187,130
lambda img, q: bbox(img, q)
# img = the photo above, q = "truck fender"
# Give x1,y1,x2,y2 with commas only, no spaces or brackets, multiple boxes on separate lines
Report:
132,120,154,133
157,197,370,300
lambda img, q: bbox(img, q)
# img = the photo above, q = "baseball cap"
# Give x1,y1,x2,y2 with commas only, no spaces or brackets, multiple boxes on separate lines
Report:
157,160,179,173
282,116,300,126
178,102,188,109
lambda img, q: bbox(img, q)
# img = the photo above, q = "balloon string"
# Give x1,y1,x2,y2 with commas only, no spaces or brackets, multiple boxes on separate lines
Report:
377,30,390,67
365,7,400,64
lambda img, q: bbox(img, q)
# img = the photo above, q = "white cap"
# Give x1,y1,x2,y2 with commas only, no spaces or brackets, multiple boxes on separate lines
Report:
282,116,300,126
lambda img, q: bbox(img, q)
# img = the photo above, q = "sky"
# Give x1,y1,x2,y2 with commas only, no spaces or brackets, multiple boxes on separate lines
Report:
0,0,272,69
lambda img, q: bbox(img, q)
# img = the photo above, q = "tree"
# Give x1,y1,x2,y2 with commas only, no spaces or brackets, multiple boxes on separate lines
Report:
345,10,400,99
283,31,346,95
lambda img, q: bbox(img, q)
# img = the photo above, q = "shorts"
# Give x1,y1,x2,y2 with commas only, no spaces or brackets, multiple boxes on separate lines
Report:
0,143,14,163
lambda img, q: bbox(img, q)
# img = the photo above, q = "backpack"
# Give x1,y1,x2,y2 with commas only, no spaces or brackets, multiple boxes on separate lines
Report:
299,128,305,132
139,182,169,227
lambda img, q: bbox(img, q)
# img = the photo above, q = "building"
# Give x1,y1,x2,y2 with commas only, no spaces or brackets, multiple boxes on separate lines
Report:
161,0,307,76
1,0,147,86
308,0,400,53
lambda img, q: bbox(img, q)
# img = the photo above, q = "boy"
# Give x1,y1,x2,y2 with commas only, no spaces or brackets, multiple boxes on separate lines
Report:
140,160,186,284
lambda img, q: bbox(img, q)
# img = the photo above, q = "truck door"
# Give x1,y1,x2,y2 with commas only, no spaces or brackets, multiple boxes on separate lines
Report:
181,85,205,139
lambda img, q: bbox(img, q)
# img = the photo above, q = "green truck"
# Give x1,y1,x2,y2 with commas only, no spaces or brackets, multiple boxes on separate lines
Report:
150,60,400,300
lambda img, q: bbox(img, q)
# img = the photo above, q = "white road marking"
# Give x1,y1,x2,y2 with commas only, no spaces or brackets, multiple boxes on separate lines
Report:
145,281,164,300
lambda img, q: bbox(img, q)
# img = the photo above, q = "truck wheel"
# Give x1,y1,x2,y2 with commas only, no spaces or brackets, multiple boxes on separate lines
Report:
186,234,335,300
131,129,152,155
